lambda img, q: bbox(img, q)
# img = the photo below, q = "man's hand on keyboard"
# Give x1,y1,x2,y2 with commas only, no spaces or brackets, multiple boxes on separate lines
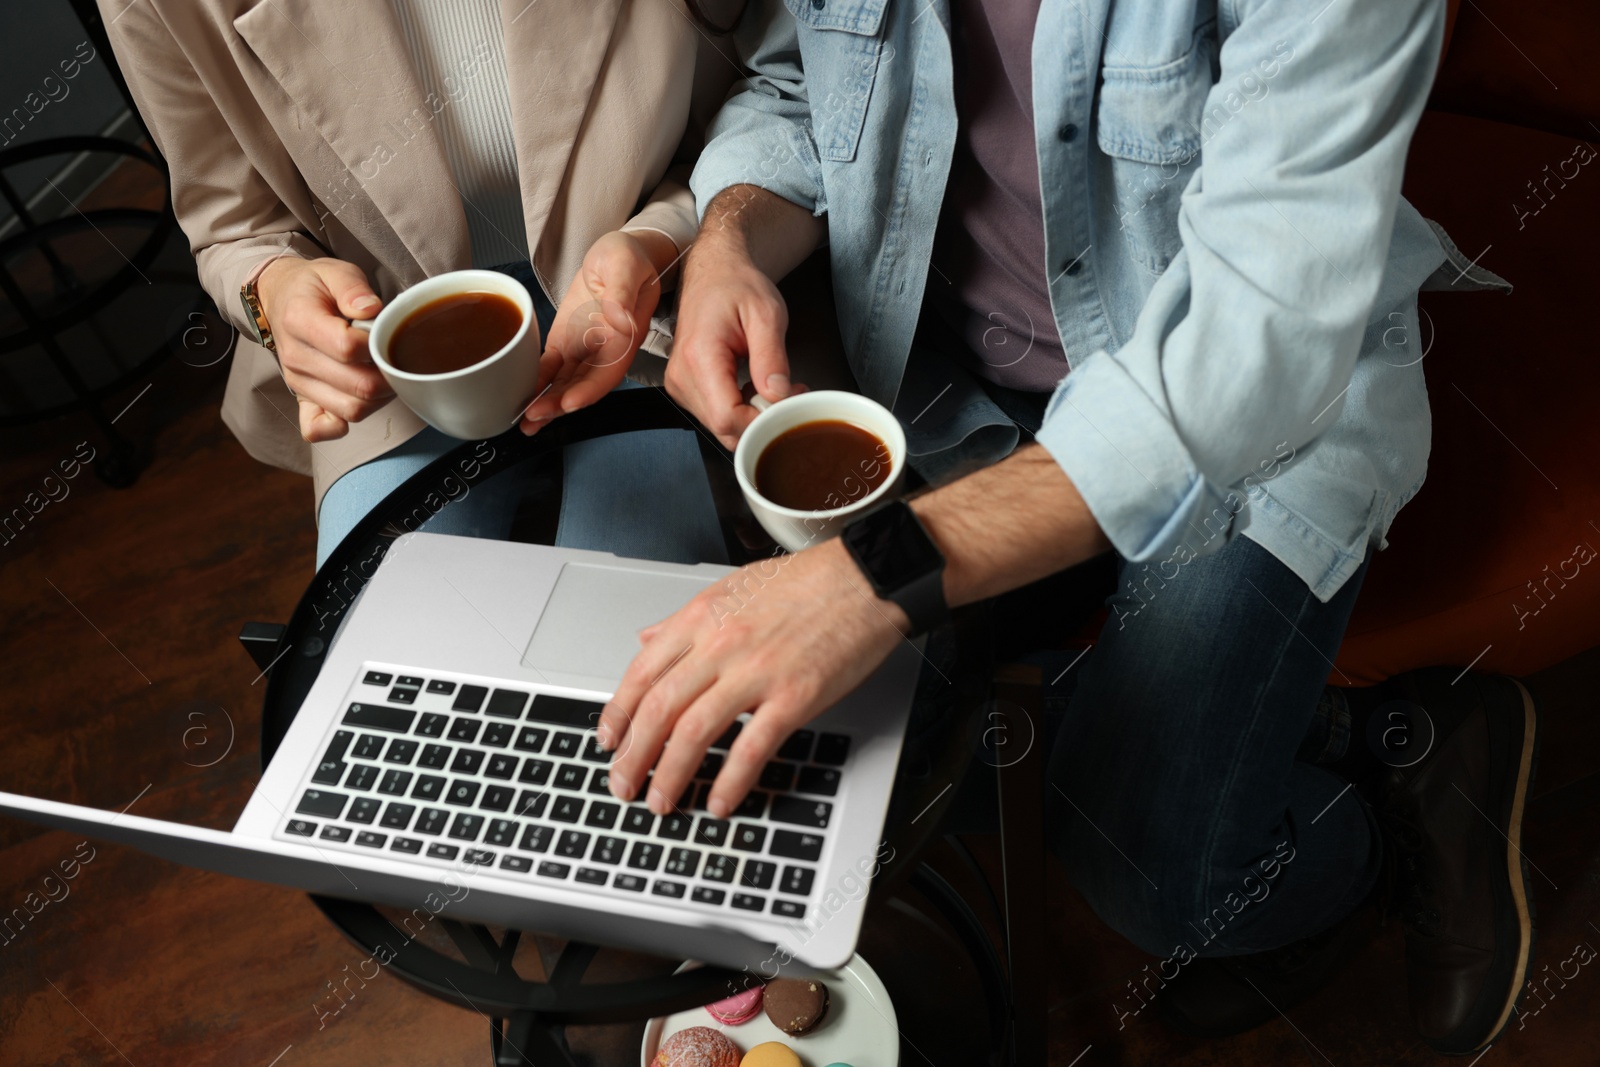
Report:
598,538,909,819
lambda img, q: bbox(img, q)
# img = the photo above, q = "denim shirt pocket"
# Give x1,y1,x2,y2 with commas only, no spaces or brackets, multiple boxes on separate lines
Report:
1094,38,1216,274
783,0,888,163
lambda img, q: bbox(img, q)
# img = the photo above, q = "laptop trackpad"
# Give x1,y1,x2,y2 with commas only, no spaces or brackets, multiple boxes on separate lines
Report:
522,563,715,687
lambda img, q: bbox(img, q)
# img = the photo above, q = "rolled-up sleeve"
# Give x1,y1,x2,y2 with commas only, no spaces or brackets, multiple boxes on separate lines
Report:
689,2,827,219
1036,0,1446,565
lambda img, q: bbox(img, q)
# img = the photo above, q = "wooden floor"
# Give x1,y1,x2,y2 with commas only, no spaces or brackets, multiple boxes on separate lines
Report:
2,198,1597,1067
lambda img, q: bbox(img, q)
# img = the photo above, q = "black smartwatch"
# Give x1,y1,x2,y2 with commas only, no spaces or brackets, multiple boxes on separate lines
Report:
840,500,950,636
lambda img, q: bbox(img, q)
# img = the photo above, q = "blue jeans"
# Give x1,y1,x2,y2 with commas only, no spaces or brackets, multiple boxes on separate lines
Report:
316,264,727,569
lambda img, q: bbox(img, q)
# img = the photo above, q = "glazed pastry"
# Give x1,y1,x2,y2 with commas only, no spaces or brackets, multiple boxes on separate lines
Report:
740,1042,802,1067
763,977,831,1035
705,982,765,1025
653,1025,742,1067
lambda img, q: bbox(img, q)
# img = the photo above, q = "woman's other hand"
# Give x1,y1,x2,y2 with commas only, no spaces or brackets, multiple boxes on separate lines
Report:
520,229,679,433
257,256,393,442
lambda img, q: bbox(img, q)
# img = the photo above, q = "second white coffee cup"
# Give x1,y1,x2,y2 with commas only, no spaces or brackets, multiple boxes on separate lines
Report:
362,269,541,440
733,390,907,552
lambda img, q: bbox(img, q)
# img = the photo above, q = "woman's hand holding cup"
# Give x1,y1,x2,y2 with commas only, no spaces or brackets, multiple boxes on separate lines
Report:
520,229,678,434
256,255,393,442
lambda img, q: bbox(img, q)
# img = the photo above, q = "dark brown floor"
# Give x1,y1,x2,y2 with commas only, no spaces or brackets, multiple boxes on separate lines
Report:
2,199,1597,1067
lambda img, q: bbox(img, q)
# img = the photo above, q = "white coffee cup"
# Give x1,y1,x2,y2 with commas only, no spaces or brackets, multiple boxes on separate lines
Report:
359,269,541,440
733,390,907,552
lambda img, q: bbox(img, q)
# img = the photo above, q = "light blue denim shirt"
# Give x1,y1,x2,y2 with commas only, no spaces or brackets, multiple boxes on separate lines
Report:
691,0,1497,604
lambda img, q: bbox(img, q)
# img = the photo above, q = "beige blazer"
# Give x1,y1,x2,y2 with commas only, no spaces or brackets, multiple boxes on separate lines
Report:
100,0,739,509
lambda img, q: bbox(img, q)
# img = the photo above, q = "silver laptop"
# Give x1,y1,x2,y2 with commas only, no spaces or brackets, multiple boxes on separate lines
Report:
0,532,921,971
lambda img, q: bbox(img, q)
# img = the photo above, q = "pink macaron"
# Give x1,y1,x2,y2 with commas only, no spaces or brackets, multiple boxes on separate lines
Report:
705,983,765,1026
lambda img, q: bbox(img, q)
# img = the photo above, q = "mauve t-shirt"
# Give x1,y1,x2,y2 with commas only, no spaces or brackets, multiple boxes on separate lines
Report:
926,0,1067,392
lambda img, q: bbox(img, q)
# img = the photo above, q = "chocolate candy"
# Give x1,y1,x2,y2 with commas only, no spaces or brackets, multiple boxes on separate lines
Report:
763,977,830,1036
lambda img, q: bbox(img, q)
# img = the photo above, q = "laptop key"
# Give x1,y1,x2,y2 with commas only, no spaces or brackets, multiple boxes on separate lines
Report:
363,671,393,687
585,801,619,829
353,734,386,760
392,837,422,854
693,819,729,848
575,867,609,886
464,849,495,866
485,819,519,847
387,687,417,705
652,879,686,899
427,843,458,860
759,762,796,792
772,900,806,919
501,855,533,872
518,759,553,786
347,765,380,792
411,775,446,802
813,733,851,766
384,739,418,765
416,808,449,836
448,718,483,744
416,713,449,739
348,798,382,825
695,753,724,781
313,760,348,786
378,770,414,796
323,730,355,762
556,830,591,859
731,893,765,912
537,861,571,880
485,689,529,719
592,835,626,864
692,887,726,906
452,685,488,713
297,790,349,818
549,732,583,759
769,830,824,862
614,874,647,892
733,792,768,820
356,832,387,849
581,736,610,763
527,695,605,728
776,730,815,762
587,769,613,795
780,866,816,896
418,744,451,769
702,854,738,883
426,680,456,695
448,813,484,841
380,803,417,830
796,766,841,797
665,848,701,877
514,790,550,819
481,722,515,748
446,780,481,807
627,841,663,871
656,813,692,840
768,796,832,829
397,676,423,688
519,825,553,853
740,860,776,890
481,785,514,812
286,819,316,836
344,704,415,733
484,754,518,780
550,796,584,823
622,807,655,835
450,749,485,775
320,825,352,842
554,764,587,791
731,824,767,852
514,727,549,753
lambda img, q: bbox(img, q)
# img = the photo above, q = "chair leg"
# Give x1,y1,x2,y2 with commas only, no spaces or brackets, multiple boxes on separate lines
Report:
993,664,1048,1066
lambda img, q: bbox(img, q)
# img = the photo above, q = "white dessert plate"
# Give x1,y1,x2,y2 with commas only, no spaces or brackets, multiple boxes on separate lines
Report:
640,953,899,1066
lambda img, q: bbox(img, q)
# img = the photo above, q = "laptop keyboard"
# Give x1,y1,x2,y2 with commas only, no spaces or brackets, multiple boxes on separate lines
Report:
275,668,851,922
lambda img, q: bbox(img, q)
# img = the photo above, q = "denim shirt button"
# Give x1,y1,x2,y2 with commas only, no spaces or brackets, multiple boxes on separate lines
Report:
811,0,825,8
1062,259,1084,276
1057,123,1078,142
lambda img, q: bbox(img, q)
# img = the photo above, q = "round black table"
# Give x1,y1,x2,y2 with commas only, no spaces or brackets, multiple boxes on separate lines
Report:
251,388,1020,1066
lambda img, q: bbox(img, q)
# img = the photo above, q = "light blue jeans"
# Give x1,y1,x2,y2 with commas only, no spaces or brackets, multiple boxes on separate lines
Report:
316,263,727,569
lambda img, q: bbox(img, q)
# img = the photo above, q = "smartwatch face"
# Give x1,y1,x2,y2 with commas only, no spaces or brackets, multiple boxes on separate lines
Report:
847,504,942,591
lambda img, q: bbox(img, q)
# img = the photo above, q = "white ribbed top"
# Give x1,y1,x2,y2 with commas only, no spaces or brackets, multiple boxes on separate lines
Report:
390,0,530,268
